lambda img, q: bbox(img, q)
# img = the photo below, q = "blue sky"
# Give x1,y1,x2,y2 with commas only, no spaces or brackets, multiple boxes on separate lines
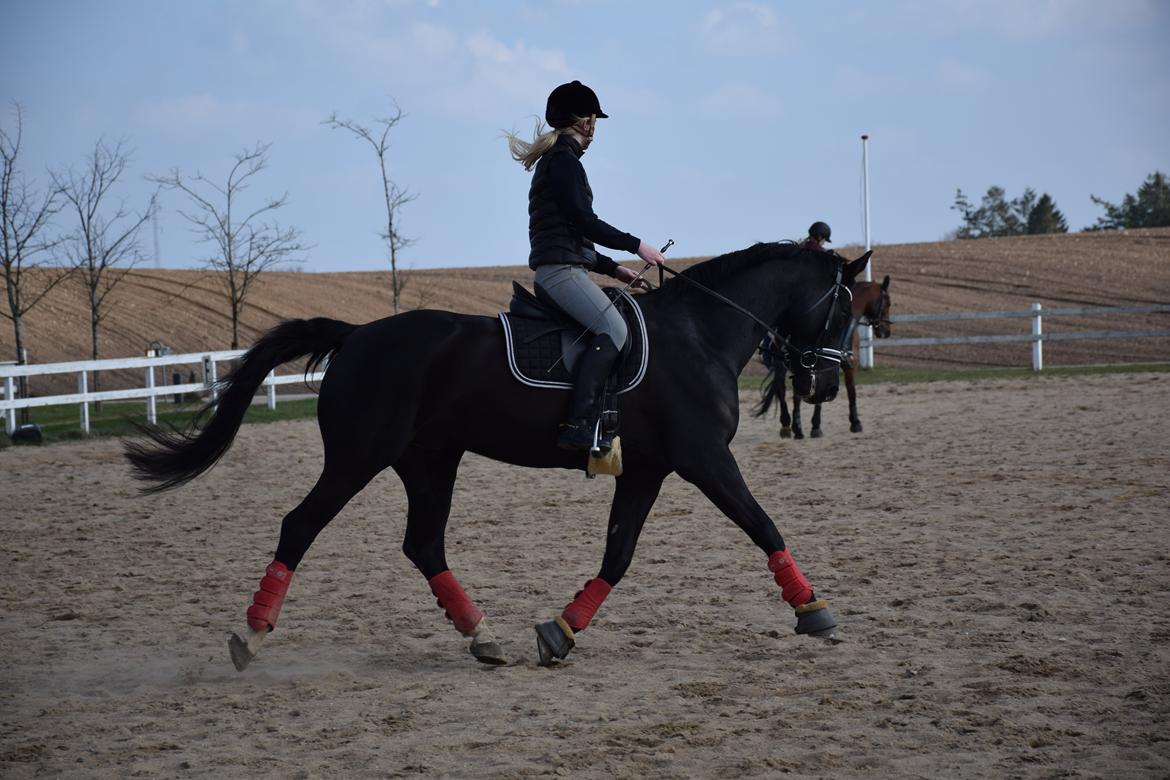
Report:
3,0,1168,271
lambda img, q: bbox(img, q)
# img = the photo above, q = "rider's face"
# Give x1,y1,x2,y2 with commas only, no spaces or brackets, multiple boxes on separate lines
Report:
577,115,596,150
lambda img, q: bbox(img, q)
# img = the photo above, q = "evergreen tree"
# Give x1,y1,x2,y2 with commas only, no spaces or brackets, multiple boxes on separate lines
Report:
1089,171,1170,230
951,186,1037,239
1026,193,1068,234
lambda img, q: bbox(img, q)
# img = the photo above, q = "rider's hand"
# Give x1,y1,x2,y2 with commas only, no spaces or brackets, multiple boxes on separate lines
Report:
614,265,650,290
636,240,667,266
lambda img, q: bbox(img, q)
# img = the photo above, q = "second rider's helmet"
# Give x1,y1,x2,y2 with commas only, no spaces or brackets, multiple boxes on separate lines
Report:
546,80,608,129
808,221,832,243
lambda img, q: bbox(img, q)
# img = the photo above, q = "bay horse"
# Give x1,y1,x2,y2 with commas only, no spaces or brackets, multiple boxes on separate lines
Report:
125,243,871,669
758,275,891,438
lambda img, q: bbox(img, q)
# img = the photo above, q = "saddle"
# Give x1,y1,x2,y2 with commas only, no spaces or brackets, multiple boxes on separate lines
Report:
498,281,649,393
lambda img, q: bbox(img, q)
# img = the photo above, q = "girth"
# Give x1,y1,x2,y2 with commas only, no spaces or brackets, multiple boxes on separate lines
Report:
498,281,649,392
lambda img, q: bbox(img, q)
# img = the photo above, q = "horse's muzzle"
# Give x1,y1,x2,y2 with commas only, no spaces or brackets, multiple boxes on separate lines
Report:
796,365,840,404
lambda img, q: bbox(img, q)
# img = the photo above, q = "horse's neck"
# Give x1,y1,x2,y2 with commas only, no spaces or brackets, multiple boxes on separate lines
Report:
661,261,806,371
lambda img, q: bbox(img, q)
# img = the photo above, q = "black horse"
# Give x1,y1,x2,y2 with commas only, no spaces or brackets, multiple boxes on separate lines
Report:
125,242,871,669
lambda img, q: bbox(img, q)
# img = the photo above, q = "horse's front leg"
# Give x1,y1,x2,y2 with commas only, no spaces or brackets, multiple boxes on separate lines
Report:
535,469,666,665
777,365,793,438
791,395,804,440
396,448,507,665
677,448,837,639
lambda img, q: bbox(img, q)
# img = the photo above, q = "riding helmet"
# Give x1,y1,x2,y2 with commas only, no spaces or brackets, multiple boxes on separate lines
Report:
808,221,832,243
546,80,608,129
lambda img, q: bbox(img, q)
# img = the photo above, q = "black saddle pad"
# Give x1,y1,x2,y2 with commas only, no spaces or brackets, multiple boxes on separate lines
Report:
498,286,649,392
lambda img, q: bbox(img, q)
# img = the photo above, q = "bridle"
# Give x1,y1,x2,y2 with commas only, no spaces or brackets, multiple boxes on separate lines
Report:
657,259,852,370
859,288,891,337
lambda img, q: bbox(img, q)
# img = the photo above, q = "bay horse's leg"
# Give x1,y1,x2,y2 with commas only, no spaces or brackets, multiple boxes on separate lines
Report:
677,448,837,639
535,469,666,665
810,402,823,438
395,447,506,665
845,362,862,433
229,463,379,671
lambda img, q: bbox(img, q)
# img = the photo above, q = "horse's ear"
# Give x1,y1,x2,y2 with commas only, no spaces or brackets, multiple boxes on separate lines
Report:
882,274,890,290
845,251,872,282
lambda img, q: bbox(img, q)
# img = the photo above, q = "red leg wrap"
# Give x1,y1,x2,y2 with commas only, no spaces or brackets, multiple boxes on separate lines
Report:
562,578,613,632
246,560,294,632
768,549,813,608
428,570,484,636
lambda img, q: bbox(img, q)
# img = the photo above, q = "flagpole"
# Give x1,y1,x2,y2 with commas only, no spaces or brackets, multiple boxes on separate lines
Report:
860,133,874,369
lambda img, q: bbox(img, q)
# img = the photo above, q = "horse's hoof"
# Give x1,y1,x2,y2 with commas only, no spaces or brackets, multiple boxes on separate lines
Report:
794,600,838,642
810,428,823,439
808,626,842,643
470,638,508,666
850,422,863,433
228,633,256,671
780,427,792,439
534,617,575,666
793,430,804,440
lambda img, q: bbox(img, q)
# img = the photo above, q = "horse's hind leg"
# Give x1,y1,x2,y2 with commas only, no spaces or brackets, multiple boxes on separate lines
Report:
395,448,506,665
535,469,667,665
229,463,378,671
810,403,823,438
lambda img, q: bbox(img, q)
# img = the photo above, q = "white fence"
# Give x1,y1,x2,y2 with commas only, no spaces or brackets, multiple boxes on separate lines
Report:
858,303,1170,370
0,350,324,435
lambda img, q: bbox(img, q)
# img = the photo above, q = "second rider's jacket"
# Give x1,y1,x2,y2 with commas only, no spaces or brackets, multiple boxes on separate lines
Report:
528,135,640,276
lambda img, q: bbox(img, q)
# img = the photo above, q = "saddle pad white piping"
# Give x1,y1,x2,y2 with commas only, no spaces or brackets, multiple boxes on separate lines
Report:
498,289,649,394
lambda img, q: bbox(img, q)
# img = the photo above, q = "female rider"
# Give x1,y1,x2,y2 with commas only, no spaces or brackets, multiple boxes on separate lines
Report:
507,80,666,452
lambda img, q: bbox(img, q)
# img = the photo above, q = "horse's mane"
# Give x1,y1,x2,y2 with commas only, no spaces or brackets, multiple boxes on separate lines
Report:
669,241,803,293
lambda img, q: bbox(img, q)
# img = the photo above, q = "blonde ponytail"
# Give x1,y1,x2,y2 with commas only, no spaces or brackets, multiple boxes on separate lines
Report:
505,119,563,171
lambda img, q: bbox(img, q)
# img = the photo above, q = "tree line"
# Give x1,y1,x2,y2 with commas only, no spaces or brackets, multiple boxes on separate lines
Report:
951,171,1170,239
1,99,414,379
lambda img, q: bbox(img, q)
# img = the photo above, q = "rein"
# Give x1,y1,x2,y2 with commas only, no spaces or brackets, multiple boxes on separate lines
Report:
658,262,848,368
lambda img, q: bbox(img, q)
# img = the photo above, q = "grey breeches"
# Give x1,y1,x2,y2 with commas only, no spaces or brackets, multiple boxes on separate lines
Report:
533,264,628,350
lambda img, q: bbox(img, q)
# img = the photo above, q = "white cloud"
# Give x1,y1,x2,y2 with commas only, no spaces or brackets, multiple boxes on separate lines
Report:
699,83,783,119
700,2,792,56
440,32,571,117
134,94,315,137
934,59,989,94
894,0,1160,39
285,4,573,120
411,21,457,58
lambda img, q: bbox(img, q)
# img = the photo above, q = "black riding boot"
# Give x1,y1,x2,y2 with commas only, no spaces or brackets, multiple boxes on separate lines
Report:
557,333,620,453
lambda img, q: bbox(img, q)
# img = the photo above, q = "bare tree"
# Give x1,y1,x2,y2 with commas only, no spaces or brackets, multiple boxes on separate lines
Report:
0,102,68,368
324,105,416,314
56,139,157,399
151,142,306,349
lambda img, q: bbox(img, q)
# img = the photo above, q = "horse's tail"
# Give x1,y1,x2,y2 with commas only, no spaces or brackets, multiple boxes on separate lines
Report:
124,317,357,494
753,367,781,417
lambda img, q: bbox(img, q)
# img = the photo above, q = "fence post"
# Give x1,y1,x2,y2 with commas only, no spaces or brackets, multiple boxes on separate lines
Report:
267,369,277,410
145,364,157,424
203,355,219,403
3,376,14,435
79,371,90,434
1031,302,1043,371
